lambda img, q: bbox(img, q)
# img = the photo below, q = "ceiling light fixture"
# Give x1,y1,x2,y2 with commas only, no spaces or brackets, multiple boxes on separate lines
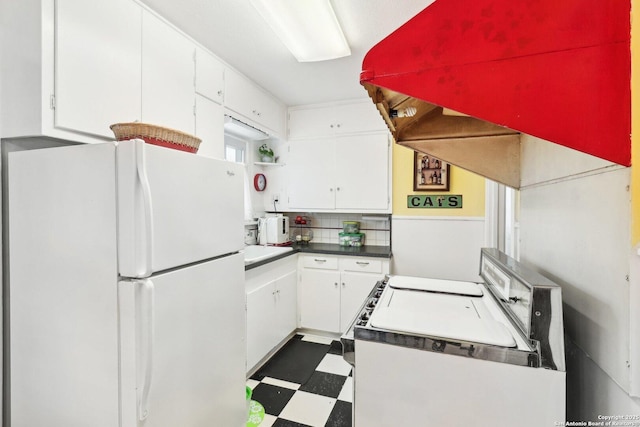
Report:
249,0,351,62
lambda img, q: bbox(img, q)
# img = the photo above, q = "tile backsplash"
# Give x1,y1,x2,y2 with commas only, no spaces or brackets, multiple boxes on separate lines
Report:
285,212,391,246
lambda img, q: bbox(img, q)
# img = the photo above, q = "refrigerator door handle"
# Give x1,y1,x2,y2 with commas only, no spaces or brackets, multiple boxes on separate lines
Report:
136,141,154,277
137,279,155,421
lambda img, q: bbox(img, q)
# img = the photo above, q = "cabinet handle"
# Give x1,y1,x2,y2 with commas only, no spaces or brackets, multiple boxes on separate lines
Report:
217,90,223,96
356,261,370,266
330,188,334,192
314,258,327,263
336,187,341,191
330,124,334,128
342,282,345,287
334,282,338,287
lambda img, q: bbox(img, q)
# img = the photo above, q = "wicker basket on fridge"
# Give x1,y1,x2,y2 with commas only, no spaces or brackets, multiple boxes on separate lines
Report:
110,122,202,153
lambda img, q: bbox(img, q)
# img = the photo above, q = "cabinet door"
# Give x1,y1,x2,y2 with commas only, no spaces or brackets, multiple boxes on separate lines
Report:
255,91,286,137
55,0,141,138
247,282,278,371
335,134,390,210
142,11,195,134
225,67,284,136
288,107,335,139
195,94,224,159
333,102,388,134
299,269,341,332
224,68,266,130
275,270,298,341
287,138,336,210
288,102,387,139
340,272,379,332
195,47,224,104
224,67,253,121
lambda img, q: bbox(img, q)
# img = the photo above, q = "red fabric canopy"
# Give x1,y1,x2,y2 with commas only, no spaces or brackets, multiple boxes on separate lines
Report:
361,0,631,166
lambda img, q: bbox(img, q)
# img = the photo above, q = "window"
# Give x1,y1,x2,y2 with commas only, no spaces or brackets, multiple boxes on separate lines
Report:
503,186,519,259
485,180,520,259
224,134,246,164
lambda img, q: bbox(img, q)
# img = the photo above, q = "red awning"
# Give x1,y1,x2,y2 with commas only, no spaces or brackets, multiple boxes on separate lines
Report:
361,0,631,166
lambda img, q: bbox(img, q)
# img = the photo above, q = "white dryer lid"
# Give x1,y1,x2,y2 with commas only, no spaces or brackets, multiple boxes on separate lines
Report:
369,288,516,348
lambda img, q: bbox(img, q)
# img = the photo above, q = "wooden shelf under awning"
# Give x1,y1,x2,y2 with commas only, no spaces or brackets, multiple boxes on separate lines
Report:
365,83,521,188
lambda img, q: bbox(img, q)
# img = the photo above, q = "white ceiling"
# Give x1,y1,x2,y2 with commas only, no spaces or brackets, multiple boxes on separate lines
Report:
139,0,432,107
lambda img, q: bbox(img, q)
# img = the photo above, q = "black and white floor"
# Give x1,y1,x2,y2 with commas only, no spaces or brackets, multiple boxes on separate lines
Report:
246,334,353,427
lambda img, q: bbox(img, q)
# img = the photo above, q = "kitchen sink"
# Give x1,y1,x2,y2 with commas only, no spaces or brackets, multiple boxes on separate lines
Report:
242,245,293,265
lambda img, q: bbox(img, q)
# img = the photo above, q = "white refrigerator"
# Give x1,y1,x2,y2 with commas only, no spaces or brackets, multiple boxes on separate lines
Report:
7,140,246,427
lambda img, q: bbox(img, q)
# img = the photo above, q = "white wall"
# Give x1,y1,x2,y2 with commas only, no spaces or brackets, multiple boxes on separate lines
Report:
391,216,485,281
519,134,640,420
566,339,640,420
246,137,288,218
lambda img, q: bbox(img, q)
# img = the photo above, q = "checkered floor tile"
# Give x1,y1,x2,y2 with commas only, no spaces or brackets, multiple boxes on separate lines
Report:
247,334,353,427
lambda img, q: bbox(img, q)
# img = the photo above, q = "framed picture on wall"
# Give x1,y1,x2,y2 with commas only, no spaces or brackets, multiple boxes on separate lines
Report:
413,152,450,191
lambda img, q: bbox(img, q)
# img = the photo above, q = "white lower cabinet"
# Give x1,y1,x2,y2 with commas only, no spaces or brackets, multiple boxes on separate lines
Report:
299,268,341,332
339,271,381,332
299,255,390,333
246,256,297,372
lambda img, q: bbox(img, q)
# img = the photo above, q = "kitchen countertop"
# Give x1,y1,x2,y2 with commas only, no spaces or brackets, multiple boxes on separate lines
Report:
244,243,392,271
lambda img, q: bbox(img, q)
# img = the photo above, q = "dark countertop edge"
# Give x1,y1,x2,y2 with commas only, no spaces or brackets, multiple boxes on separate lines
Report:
244,250,298,271
244,243,392,271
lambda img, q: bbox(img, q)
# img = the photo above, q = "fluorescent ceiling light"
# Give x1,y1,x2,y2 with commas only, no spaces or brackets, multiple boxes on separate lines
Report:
250,0,351,62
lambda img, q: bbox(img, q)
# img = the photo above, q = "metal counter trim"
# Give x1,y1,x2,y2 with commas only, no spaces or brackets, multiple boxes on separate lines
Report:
353,327,540,368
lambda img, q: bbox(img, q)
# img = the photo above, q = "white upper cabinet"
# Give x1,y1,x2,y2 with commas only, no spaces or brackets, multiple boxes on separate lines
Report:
288,101,387,139
195,47,224,105
287,138,337,210
1,1,286,146
224,67,286,138
141,11,195,134
55,0,142,138
286,101,391,213
0,0,142,142
334,134,390,210
195,94,224,159
288,133,391,212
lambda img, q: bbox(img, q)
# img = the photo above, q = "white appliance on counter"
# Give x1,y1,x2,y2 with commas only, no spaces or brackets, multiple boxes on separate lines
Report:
257,214,290,245
6,140,246,427
342,248,566,427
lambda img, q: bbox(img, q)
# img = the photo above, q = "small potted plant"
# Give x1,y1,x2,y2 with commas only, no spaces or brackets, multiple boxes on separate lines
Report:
258,143,274,162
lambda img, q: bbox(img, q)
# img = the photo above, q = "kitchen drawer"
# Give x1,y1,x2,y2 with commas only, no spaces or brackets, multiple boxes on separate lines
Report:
301,255,338,270
340,257,383,274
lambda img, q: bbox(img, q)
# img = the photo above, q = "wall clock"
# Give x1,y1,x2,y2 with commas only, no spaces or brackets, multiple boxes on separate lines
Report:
253,173,267,191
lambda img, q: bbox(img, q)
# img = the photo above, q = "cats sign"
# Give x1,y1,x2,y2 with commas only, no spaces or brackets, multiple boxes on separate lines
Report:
407,195,463,209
